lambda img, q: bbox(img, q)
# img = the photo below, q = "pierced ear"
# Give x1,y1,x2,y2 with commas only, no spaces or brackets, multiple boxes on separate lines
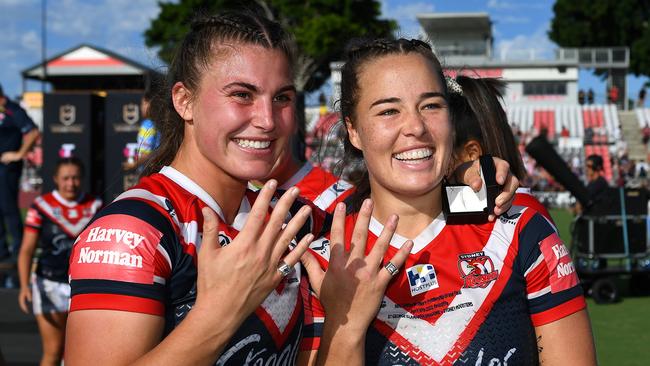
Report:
463,139,483,161
172,82,193,122
345,117,363,151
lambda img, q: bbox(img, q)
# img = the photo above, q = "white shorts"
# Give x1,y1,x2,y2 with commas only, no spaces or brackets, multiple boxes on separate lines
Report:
31,275,70,315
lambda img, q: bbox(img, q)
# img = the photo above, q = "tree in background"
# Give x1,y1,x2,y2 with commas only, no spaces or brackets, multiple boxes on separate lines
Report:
144,0,395,94
549,0,650,78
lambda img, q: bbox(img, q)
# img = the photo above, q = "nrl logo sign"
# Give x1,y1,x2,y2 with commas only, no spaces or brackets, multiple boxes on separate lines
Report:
59,104,76,126
122,103,140,125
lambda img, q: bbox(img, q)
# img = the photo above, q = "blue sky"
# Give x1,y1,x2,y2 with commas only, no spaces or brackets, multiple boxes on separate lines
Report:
0,0,647,105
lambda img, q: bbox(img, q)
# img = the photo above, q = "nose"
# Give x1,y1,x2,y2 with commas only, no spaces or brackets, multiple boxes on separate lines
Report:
402,110,426,137
251,98,275,132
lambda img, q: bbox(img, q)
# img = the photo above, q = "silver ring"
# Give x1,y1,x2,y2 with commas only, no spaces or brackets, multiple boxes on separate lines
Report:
384,261,399,276
277,261,292,277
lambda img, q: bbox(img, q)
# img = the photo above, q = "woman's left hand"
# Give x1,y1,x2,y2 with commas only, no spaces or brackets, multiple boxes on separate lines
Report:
302,199,413,336
453,157,519,221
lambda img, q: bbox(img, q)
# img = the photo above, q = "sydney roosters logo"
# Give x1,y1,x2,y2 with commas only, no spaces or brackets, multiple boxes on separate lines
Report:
458,251,498,288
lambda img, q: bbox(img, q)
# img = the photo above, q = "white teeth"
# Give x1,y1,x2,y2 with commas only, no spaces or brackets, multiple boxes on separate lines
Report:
235,139,271,149
393,147,433,161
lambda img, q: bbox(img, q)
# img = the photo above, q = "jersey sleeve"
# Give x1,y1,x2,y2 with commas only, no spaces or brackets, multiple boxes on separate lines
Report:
517,213,586,326
69,199,176,316
24,204,43,233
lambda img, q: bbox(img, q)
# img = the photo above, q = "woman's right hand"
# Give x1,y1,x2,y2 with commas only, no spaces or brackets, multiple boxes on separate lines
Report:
18,286,32,314
194,179,315,322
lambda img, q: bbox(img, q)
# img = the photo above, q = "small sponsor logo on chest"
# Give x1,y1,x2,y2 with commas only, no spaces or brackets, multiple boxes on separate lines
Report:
406,264,439,296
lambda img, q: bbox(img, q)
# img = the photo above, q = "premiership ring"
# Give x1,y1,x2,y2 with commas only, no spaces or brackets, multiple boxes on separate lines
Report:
277,261,292,277
384,261,399,276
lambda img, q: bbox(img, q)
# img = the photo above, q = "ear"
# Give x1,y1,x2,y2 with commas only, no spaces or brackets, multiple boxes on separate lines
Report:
459,139,483,162
345,117,363,151
172,82,193,122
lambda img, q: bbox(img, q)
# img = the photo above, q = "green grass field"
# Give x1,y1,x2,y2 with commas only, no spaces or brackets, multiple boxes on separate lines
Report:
549,208,650,365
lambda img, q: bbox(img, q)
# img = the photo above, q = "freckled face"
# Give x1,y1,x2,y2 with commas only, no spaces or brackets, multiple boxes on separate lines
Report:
178,44,296,181
347,53,453,198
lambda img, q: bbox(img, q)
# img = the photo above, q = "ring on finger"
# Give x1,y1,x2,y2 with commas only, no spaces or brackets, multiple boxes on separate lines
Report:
384,261,399,276
277,261,292,277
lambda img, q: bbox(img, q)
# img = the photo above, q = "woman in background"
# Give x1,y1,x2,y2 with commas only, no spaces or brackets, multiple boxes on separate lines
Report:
17,157,102,366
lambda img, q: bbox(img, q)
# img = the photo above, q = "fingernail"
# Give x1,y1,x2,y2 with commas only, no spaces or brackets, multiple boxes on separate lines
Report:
363,198,373,210
266,179,277,190
290,186,299,196
336,202,346,212
306,233,314,242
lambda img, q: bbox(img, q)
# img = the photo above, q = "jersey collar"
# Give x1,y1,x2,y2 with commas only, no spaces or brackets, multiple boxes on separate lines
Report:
160,166,251,230
369,213,447,254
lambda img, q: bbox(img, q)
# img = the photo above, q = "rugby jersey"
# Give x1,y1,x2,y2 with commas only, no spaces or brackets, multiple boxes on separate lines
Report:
303,205,584,365
278,163,354,214
69,166,326,365
24,191,102,282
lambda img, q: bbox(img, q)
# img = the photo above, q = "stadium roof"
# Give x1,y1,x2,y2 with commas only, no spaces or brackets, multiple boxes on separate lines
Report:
22,44,158,91
417,12,492,35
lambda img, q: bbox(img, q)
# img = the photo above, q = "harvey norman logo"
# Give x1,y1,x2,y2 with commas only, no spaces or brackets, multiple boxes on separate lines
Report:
86,226,145,249
77,247,143,268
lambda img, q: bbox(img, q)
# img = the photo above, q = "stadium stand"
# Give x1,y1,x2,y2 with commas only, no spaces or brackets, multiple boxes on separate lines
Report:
636,108,650,128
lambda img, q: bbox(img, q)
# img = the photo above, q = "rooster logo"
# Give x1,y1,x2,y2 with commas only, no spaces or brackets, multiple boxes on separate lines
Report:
458,251,498,288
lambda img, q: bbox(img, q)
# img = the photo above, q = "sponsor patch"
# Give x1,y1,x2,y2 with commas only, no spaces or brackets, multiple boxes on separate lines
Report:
539,233,578,293
406,264,439,296
458,251,499,288
69,214,163,284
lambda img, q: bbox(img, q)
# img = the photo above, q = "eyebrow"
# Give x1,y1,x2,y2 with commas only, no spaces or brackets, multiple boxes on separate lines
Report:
369,92,447,108
223,82,296,94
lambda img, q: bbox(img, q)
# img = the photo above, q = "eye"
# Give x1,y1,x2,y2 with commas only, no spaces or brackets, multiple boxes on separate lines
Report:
422,102,443,110
378,108,398,116
231,91,252,101
273,93,292,103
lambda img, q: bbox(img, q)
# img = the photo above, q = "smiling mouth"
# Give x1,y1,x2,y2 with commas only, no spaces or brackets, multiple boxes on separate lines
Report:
393,147,433,163
233,138,271,149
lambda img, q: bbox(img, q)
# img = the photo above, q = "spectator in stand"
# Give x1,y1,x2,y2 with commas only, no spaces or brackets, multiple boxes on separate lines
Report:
642,123,650,151
0,83,40,262
638,87,646,108
578,89,585,105
587,88,595,105
608,85,619,105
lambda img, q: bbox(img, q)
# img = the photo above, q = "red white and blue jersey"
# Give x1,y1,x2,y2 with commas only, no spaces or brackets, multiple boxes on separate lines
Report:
279,163,354,214
303,206,585,365
514,188,555,226
24,191,102,282
68,166,327,365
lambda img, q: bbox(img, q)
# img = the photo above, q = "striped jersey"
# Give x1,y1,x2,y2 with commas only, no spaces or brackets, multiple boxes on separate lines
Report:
24,191,102,282
303,206,585,365
68,166,326,365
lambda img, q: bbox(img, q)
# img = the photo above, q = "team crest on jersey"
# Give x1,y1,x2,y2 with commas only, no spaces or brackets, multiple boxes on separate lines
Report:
458,251,499,288
406,264,439,296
